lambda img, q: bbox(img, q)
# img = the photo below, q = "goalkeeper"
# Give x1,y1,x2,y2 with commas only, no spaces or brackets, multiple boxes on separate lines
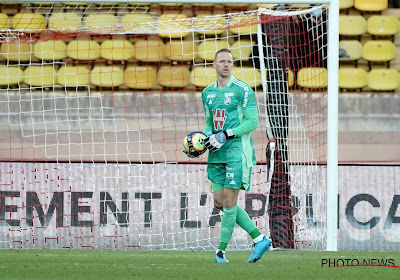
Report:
185,49,271,263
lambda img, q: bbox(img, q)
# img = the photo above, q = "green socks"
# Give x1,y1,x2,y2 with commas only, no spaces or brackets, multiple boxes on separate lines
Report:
236,205,261,239
218,205,237,251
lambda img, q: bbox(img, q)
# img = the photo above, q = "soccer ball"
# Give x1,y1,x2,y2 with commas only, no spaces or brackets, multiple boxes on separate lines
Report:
183,131,207,157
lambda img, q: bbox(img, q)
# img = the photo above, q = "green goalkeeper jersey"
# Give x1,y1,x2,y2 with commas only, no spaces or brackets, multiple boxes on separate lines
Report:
202,76,258,167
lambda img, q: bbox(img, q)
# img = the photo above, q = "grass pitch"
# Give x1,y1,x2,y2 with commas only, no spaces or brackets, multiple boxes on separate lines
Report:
0,249,399,280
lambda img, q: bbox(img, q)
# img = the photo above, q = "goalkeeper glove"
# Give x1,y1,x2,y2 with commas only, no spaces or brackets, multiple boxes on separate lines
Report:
204,129,235,152
183,150,199,158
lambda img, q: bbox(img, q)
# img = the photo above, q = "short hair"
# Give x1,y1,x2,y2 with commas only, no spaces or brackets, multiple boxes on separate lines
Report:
214,48,231,60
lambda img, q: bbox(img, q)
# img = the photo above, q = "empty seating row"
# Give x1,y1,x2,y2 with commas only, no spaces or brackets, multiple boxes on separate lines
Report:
339,39,396,67
0,12,257,36
340,0,389,11
339,15,399,38
0,39,255,62
339,67,399,91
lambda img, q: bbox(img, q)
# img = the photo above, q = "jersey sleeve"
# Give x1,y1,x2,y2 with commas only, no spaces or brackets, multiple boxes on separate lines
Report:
241,84,257,112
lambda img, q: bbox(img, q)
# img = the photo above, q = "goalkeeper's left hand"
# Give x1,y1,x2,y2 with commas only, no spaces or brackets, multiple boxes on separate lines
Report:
204,129,235,152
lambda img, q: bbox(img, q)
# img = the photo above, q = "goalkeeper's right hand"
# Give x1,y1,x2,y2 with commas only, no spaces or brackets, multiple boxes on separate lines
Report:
183,150,199,159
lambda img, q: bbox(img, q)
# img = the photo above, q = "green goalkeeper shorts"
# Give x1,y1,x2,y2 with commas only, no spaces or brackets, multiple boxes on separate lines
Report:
207,160,252,191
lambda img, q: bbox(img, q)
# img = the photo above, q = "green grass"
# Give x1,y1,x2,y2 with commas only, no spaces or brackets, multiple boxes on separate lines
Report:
0,250,400,280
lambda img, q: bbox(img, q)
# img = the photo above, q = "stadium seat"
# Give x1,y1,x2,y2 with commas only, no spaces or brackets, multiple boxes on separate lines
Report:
228,14,258,35
90,65,124,88
354,0,388,12
0,42,33,62
296,67,328,89
48,12,81,32
57,65,90,87
190,66,217,88
230,40,255,61
121,13,154,33
362,40,396,68
0,13,10,31
157,14,190,38
133,39,165,62
84,14,118,33
198,40,229,61
0,66,23,87
66,40,101,60
100,39,134,61
232,67,262,88
23,65,56,87
339,40,363,65
339,0,354,10
367,15,399,40
338,67,368,90
287,69,295,88
193,14,227,36
339,15,367,37
368,69,400,91
12,13,46,32
33,40,67,61
164,40,198,62
124,65,157,89
158,65,191,88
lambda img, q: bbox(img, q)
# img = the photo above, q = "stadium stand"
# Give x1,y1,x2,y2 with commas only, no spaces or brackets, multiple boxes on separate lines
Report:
339,40,363,66
338,67,368,91
133,38,165,62
367,68,400,91
367,15,399,40
228,14,257,35
230,39,255,62
192,14,227,36
121,13,154,33
339,0,354,10
33,40,67,61
0,65,23,87
157,14,190,38
57,65,90,87
0,13,10,30
339,15,367,38
198,40,230,61
232,67,262,88
1,42,33,62
354,0,388,12
296,67,328,89
90,65,124,88
190,66,217,88
124,65,158,90
48,12,81,32
164,40,198,61
84,13,118,33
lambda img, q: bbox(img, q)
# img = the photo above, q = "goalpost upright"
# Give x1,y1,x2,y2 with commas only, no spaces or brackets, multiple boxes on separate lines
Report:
0,0,338,251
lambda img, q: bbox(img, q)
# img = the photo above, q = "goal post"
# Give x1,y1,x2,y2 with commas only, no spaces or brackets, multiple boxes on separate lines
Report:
0,0,338,251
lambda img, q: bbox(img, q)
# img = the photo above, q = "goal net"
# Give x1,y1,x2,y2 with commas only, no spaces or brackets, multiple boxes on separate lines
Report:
0,1,330,250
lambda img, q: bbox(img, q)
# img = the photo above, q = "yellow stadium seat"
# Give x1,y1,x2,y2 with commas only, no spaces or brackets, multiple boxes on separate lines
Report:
198,40,229,61
193,14,227,36
367,15,399,39
354,0,388,12
57,65,89,87
133,39,165,62
362,40,396,68
339,40,363,64
339,15,367,36
84,14,118,33
0,42,32,62
368,69,400,91
23,65,56,87
297,67,328,89
338,67,368,90
228,14,258,35
164,40,198,62
339,0,354,10
158,66,191,88
232,67,262,88
13,13,46,32
64,2,89,6
0,66,23,86
121,13,154,33
287,69,295,88
90,65,124,88
100,39,134,61
158,14,190,38
124,65,157,89
230,40,255,61
33,40,67,61
190,66,217,88
48,12,81,32
66,40,101,60
0,13,10,31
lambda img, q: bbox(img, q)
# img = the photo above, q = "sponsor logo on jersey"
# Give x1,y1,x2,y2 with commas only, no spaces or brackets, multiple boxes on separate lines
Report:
207,94,215,99
212,109,226,130
243,90,249,107
229,180,236,185
226,172,234,179
224,97,231,105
